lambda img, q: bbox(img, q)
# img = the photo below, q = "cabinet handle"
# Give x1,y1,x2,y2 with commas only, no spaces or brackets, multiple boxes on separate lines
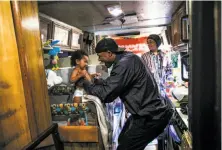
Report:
180,15,189,43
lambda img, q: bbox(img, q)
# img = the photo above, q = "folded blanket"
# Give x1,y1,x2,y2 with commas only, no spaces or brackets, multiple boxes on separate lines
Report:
82,95,111,150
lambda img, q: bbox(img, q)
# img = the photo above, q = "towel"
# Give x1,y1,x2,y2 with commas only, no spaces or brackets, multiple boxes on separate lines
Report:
45,69,63,88
82,95,111,150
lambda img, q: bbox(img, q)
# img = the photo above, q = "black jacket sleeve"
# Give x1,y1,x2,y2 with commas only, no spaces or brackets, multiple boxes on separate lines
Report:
84,63,133,103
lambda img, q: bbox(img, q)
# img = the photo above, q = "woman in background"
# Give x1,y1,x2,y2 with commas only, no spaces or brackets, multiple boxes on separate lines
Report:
141,34,172,93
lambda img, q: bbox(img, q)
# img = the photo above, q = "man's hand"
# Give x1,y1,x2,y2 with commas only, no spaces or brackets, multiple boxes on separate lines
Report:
91,73,101,78
93,73,102,79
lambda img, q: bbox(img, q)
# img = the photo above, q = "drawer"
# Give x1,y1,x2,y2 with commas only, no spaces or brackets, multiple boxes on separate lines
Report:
58,126,99,142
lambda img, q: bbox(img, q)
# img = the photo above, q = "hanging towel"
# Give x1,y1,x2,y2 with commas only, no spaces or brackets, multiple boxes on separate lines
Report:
82,95,111,150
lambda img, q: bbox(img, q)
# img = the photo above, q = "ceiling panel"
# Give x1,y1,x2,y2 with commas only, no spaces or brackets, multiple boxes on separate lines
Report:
38,1,182,32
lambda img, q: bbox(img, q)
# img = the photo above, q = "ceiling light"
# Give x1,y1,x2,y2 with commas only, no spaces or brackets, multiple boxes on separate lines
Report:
107,5,123,17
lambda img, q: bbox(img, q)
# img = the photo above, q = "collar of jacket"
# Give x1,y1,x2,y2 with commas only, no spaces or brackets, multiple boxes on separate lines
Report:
113,51,129,65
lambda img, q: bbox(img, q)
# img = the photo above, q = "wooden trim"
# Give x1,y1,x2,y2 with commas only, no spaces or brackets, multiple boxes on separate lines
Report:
172,1,186,17
0,1,32,149
39,16,53,40
11,1,38,140
58,126,99,142
165,25,172,45
10,1,53,148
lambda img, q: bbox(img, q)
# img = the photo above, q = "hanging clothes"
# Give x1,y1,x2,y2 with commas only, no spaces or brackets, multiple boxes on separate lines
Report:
141,50,172,93
105,64,128,150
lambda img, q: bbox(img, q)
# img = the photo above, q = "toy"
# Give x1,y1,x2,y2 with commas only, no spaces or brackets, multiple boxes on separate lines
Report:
79,103,89,126
50,102,91,126
81,103,89,112
79,118,85,126
43,39,61,71
71,103,78,114
51,55,59,71
78,104,84,117
55,104,62,115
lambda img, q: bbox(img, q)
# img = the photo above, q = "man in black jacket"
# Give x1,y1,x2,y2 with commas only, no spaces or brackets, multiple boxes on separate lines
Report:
83,38,173,150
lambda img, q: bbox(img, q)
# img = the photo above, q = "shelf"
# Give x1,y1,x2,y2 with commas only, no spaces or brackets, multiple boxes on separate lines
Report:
43,47,79,52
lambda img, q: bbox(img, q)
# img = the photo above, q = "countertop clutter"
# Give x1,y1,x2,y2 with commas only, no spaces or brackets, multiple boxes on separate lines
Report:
167,87,189,129
163,79,191,150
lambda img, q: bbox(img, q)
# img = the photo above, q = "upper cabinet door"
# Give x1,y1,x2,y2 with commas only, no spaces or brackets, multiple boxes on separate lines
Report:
39,17,52,43
177,4,186,45
52,23,72,48
71,31,81,49
171,13,178,46
39,14,83,51
171,2,186,47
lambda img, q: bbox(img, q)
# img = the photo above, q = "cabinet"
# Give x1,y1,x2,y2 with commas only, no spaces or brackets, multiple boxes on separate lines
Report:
71,31,81,49
171,2,186,47
39,16,53,43
52,22,72,49
39,13,83,51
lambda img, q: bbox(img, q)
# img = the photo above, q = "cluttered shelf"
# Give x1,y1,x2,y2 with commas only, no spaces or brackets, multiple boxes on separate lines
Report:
162,84,192,150
164,82,189,130
47,81,109,149
166,95,189,128
176,108,188,128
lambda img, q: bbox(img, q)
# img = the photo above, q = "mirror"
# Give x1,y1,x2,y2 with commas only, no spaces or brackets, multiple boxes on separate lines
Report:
181,54,189,82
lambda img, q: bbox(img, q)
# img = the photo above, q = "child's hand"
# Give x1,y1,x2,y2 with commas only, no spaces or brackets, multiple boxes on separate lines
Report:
91,73,101,78
79,69,87,77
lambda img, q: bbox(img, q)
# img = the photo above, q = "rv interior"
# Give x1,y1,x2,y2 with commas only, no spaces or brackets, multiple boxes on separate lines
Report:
0,1,220,150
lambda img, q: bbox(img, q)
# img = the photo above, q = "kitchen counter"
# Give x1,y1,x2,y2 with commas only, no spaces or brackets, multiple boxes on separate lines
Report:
176,108,189,128
166,94,189,129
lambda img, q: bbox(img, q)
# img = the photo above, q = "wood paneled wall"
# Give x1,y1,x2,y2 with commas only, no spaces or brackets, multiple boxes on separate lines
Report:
0,1,32,149
0,1,53,149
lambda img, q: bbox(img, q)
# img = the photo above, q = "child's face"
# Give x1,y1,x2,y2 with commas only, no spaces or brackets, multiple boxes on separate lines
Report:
76,55,89,69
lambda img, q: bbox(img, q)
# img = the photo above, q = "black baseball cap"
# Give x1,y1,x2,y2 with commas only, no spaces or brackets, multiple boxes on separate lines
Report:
95,38,125,53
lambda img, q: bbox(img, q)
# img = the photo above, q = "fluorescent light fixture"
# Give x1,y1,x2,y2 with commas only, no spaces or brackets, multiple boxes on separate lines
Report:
107,5,123,17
